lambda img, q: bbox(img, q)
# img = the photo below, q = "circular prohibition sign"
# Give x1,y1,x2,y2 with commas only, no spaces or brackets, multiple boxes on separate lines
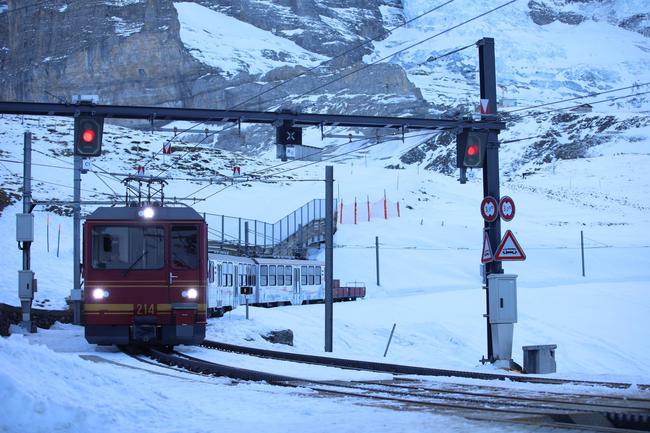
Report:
499,196,516,222
480,196,499,222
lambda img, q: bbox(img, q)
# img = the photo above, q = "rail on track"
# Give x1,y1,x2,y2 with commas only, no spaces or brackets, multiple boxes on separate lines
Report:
201,340,650,391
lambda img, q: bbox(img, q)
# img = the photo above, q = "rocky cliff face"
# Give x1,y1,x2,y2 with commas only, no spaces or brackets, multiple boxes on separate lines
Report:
0,1,212,105
0,0,419,111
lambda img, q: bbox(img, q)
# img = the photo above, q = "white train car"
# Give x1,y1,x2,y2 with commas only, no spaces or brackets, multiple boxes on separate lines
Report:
207,253,257,317
254,258,324,306
207,253,325,315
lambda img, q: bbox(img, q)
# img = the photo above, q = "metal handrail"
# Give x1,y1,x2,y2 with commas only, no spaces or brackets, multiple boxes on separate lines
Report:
205,199,338,257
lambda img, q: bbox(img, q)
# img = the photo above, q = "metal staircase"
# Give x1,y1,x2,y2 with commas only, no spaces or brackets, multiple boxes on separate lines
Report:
206,199,338,259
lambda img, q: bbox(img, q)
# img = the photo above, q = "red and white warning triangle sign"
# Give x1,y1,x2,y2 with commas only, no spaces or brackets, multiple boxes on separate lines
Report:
494,230,526,261
481,231,494,264
479,98,490,114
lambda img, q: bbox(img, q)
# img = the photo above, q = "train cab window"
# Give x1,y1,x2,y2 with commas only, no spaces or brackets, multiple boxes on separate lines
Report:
260,265,268,286
91,226,164,270
285,266,292,286
315,266,321,285
301,266,308,285
277,265,284,286
171,226,199,270
269,265,276,286
308,266,315,285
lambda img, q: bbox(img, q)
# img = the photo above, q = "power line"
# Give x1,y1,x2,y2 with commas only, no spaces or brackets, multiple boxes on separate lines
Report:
256,0,518,110
145,0,515,162
192,130,441,203
145,0,458,155
503,82,650,115
230,0,457,110
508,89,650,123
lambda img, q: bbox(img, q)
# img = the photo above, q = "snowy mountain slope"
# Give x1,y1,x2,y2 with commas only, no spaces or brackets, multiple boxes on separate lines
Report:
173,2,328,77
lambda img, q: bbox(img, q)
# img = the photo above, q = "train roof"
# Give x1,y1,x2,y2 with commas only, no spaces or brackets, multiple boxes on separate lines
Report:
208,253,256,265
253,257,325,266
207,253,323,266
86,206,204,221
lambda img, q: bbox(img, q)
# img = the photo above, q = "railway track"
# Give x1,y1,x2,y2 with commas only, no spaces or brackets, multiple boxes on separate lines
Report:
201,339,650,391
123,345,650,432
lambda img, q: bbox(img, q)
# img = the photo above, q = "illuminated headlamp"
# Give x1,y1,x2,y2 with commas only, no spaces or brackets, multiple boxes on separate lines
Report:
92,288,109,300
138,207,155,219
182,288,198,300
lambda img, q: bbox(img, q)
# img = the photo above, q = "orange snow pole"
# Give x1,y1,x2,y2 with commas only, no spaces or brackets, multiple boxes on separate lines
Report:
397,201,401,218
339,200,343,224
383,191,388,220
354,197,358,225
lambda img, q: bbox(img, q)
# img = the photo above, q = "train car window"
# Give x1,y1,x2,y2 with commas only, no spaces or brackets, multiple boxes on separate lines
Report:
91,225,164,270
269,265,276,286
217,264,223,286
277,265,284,286
227,263,233,287
308,266,314,285
260,265,268,286
171,226,199,270
301,266,307,285
247,265,254,286
208,261,215,283
315,266,321,285
285,266,292,286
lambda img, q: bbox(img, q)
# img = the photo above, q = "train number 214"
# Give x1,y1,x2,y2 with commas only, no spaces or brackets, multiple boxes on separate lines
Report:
135,304,155,315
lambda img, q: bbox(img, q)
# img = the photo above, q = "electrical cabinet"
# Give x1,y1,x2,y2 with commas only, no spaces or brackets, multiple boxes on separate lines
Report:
16,213,34,242
487,274,517,324
18,270,34,300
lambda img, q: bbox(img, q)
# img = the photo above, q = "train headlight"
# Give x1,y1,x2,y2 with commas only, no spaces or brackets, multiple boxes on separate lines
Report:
182,288,198,300
92,288,109,300
138,207,155,219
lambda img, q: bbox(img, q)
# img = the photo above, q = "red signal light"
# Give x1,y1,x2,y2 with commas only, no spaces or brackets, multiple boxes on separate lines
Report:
82,129,95,143
467,144,479,156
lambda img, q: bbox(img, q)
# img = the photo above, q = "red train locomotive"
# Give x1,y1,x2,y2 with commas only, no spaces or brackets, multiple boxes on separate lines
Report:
83,205,208,346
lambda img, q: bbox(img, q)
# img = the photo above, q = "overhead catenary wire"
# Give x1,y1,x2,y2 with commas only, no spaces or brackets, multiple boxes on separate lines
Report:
256,0,518,110
505,89,650,124
191,130,443,203
11,82,649,204
230,0,457,110
142,0,459,155
502,82,650,115
199,85,650,194
141,0,516,162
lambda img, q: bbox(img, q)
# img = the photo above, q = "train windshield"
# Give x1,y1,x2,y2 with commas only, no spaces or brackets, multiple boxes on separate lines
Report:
171,226,199,270
91,226,164,270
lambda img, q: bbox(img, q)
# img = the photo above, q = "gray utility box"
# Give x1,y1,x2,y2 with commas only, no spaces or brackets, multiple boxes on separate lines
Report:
16,213,34,242
18,270,35,300
523,344,557,374
487,274,517,324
